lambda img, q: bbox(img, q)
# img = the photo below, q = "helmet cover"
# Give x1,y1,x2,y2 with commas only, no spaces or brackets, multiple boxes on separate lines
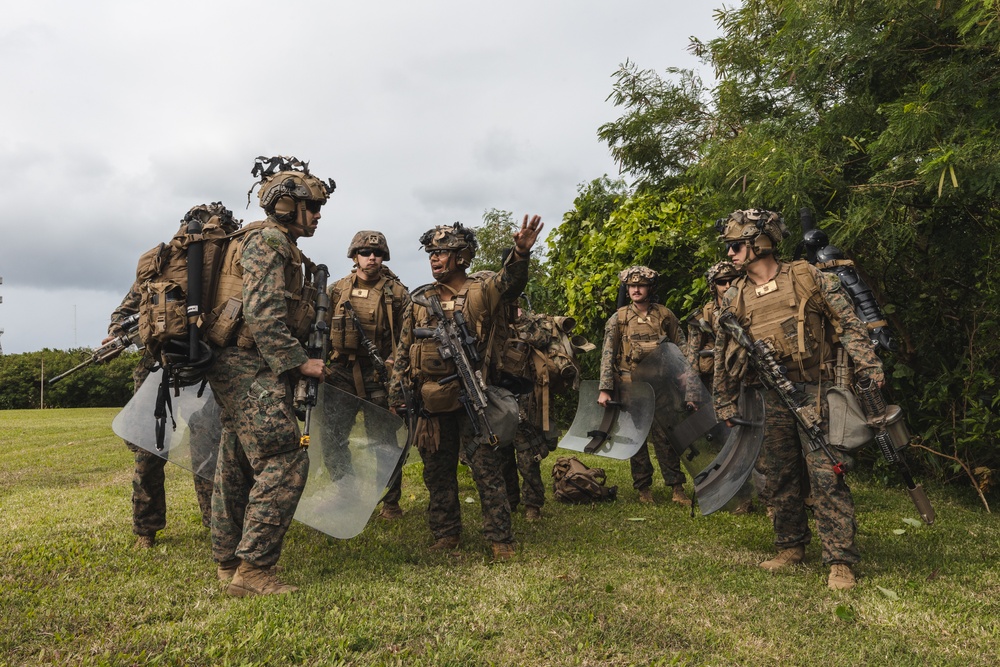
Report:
347,230,390,260
419,222,478,266
182,201,241,234
619,265,658,286
717,209,789,247
706,260,739,284
248,156,336,216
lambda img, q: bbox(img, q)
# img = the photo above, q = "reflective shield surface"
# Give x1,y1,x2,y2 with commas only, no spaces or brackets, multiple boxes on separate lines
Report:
692,387,766,515
298,383,408,538
113,372,408,539
556,380,655,460
632,342,731,481
111,369,220,482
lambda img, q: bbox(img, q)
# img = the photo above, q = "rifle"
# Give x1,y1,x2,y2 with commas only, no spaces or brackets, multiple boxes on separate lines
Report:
48,313,141,385
297,264,331,448
717,311,847,475
412,291,499,446
855,377,935,524
342,300,388,385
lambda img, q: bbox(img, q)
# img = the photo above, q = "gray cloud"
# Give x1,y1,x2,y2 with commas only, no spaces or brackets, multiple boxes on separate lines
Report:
0,0,718,354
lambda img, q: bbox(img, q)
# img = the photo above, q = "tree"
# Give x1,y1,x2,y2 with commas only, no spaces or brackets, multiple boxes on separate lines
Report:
597,0,1000,497
537,177,714,381
470,208,546,306
0,349,137,409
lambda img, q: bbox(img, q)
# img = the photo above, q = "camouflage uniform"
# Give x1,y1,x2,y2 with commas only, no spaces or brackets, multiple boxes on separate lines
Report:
324,264,410,505
713,260,884,565
599,301,688,491
388,253,529,546
109,283,213,537
206,219,314,569
685,302,719,391
501,311,559,512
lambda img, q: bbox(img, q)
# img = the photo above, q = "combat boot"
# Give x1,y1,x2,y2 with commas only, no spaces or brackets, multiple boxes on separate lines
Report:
217,558,240,582
227,562,297,597
135,535,155,549
759,545,805,571
671,484,692,507
828,564,856,591
428,535,461,552
491,541,516,561
379,502,403,520
525,506,542,522
638,488,655,504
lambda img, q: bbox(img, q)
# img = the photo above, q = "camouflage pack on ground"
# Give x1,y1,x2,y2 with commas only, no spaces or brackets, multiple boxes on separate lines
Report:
551,456,617,503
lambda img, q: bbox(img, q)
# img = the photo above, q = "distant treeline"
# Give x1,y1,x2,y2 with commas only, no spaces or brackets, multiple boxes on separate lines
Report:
0,348,139,410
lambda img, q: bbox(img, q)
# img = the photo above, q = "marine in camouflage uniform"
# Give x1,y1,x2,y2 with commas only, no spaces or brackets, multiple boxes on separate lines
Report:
684,260,739,391
598,266,691,506
712,209,884,591
324,230,410,519
110,208,235,547
388,217,544,560
207,157,334,596
500,309,559,520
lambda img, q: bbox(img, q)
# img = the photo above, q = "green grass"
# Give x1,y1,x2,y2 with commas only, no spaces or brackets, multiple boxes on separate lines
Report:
1,408,998,666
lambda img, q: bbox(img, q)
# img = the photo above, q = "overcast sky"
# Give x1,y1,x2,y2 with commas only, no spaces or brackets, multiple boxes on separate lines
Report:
0,0,721,355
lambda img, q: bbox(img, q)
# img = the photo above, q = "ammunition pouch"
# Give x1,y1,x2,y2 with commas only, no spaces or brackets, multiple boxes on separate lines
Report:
138,281,187,348
286,282,317,341
329,314,360,352
419,379,462,414
204,296,243,347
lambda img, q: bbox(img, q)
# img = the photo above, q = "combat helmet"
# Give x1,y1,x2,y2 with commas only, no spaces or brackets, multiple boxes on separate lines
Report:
706,260,739,285
347,230,390,261
419,222,478,267
181,201,241,235
619,265,658,286
716,209,790,257
247,155,335,225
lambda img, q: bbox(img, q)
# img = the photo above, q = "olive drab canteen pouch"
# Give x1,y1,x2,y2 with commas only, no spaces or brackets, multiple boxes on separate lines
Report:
136,217,234,362
827,386,875,451
483,385,519,448
551,456,618,503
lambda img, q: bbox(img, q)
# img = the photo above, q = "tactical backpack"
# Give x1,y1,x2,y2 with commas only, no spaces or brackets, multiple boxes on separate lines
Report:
135,208,240,372
133,204,240,449
551,456,618,503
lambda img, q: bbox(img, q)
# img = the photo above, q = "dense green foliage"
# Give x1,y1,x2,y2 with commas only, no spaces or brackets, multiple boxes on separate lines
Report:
537,0,1000,498
0,349,138,409
2,409,997,666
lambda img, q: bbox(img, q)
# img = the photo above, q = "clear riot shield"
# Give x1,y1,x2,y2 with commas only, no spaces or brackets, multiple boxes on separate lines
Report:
112,371,409,539
632,342,765,515
111,369,220,482
556,379,655,460
632,342,729,477
691,387,765,515
298,383,407,539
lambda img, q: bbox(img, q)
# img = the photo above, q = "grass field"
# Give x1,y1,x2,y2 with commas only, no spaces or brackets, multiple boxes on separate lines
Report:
1,408,998,666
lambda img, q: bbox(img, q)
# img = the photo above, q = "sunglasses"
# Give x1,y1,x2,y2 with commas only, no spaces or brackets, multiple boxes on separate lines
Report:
714,278,733,286
304,200,323,214
357,249,385,258
725,240,746,253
